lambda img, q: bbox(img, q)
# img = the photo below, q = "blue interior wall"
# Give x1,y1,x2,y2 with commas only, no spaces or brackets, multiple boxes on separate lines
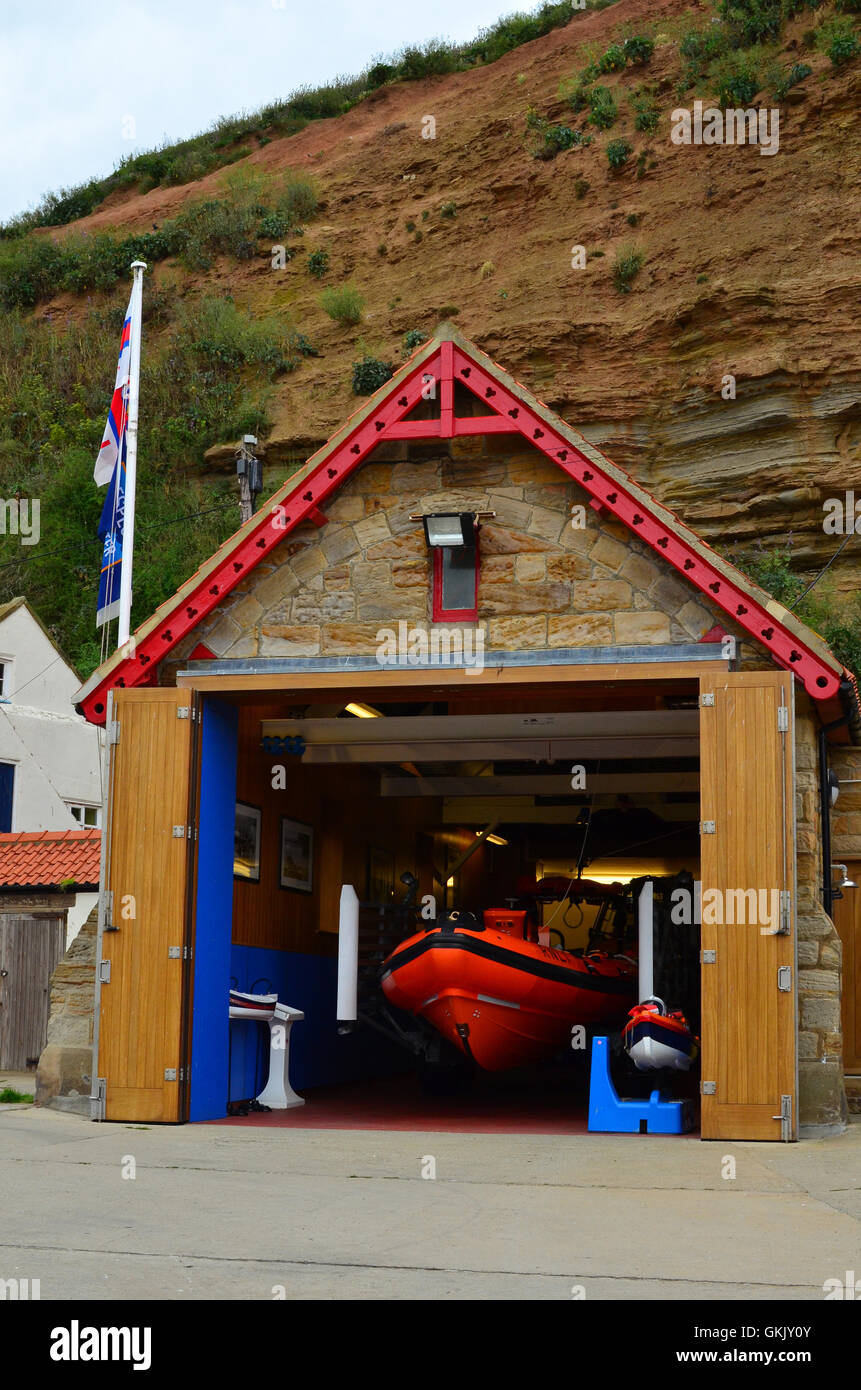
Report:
189,698,237,1121
228,945,410,1102
189,695,408,1120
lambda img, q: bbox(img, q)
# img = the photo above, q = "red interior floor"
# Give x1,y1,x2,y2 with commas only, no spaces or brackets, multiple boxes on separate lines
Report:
206,1071,590,1133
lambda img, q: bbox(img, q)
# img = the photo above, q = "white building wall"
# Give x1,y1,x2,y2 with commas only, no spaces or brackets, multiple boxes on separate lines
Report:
0,604,104,831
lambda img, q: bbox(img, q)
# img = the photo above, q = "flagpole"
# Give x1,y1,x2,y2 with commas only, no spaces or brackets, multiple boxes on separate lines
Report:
117,260,146,651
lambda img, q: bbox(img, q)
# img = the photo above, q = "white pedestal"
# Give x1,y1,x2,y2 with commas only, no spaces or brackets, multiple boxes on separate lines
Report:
256,1003,306,1109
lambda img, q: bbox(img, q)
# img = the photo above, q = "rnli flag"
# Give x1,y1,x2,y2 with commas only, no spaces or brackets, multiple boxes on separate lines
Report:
96,449,125,628
94,293,132,625
94,295,132,487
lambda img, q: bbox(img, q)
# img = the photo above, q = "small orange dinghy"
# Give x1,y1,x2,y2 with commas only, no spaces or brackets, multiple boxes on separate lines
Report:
381,912,637,1071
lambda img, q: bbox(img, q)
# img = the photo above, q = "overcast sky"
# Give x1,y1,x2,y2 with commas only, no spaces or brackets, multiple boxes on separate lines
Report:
0,0,523,223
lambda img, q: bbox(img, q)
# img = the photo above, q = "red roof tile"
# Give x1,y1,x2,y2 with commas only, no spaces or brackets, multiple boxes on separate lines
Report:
0,829,101,890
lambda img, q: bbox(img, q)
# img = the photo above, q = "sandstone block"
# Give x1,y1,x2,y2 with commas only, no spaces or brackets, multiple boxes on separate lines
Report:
290,548,328,582
546,553,590,582
515,554,546,582
800,996,840,1031
590,535,628,572
260,626,321,656
480,581,570,615
489,616,547,648
569,579,631,613
353,513,392,548
548,614,614,646
615,611,671,644
528,505,565,544
321,527,361,565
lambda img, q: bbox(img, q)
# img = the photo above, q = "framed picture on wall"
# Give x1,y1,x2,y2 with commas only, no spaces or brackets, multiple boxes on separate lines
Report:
234,802,261,882
280,817,314,893
367,846,395,904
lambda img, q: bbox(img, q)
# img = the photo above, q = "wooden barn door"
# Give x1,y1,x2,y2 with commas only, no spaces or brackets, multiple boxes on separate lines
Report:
699,671,797,1140
0,915,66,1070
97,688,199,1122
832,865,861,1074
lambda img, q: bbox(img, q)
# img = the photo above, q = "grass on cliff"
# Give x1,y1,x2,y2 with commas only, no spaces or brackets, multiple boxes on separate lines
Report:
0,169,318,310
0,295,310,676
0,1,617,238
735,543,861,681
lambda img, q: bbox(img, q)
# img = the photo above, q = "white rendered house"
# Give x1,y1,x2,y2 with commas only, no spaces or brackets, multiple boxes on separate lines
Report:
0,598,104,834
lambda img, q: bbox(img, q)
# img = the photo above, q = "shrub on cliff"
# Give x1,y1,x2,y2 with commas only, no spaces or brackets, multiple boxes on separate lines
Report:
816,15,861,62
606,137,633,170
612,242,643,291
352,356,394,394
320,284,364,324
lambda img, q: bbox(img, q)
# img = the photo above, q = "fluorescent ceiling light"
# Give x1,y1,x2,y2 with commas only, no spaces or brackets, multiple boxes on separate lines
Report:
476,831,509,846
344,702,383,719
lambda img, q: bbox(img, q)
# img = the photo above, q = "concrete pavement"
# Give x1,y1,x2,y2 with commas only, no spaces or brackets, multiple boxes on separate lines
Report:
1,1105,860,1300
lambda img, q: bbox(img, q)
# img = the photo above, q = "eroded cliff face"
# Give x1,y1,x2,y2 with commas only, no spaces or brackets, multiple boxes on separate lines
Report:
47,0,861,591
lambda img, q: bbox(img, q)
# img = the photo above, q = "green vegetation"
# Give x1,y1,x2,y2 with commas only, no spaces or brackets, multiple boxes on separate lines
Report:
0,297,310,674
771,60,813,95
439,201,458,218
734,544,861,681
1,2,618,237
588,86,619,129
0,170,319,309
307,249,330,278
713,50,763,105
816,14,861,61
629,86,660,131
596,42,627,73
0,1088,33,1103
606,137,633,169
623,35,655,64
352,356,394,394
612,241,644,291
319,284,364,325
402,329,428,355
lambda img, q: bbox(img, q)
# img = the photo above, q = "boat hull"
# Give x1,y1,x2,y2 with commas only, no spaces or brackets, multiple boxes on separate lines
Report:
381,925,637,1070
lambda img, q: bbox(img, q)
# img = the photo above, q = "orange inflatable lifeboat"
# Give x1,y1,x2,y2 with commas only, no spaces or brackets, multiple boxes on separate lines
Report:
381,911,637,1071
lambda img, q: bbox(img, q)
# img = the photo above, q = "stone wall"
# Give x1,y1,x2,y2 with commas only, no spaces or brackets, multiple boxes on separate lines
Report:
795,700,847,1134
831,745,861,861
174,436,738,669
35,903,97,1116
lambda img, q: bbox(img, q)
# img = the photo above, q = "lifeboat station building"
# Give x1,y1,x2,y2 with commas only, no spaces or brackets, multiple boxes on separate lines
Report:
72,326,861,1142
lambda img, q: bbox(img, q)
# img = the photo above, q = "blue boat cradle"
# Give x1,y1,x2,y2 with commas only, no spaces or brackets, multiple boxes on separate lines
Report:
588,1035,695,1134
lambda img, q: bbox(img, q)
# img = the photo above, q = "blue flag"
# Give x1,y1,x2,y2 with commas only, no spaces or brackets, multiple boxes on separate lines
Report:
97,446,125,627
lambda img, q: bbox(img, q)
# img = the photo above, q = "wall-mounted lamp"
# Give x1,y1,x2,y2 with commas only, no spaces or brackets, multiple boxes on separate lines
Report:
410,510,495,622
832,863,857,898
422,512,477,549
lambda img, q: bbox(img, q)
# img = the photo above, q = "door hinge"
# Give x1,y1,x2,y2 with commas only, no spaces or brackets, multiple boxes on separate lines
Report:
778,890,792,935
98,960,111,984
164,1068,177,1082
103,888,118,933
107,719,120,745
777,705,789,733
700,692,715,707
772,1093,792,1142
177,705,196,720
699,820,716,835
172,825,186,838
90,1078,106,1122
777,965,792,992
168,946,193,960
701,949,716,964
701,1081,716,1095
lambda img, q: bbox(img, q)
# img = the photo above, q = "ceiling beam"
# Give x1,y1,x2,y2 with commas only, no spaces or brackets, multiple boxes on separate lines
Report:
380,772,699,797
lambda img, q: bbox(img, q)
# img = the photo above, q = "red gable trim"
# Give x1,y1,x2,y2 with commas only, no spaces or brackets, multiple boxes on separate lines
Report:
0,829,101,890
77,334,843,724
